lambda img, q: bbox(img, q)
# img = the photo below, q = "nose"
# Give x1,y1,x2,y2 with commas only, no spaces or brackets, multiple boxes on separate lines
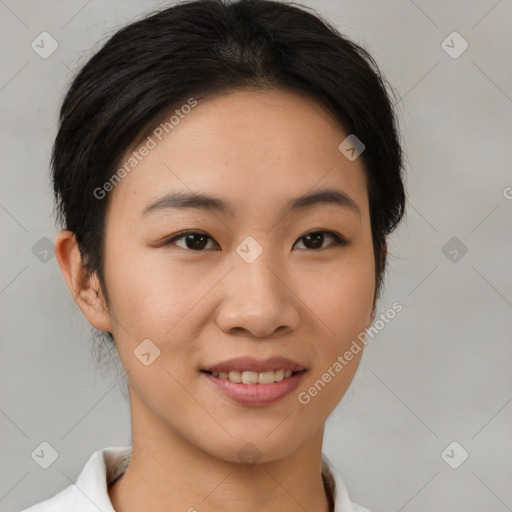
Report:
214,250,300,338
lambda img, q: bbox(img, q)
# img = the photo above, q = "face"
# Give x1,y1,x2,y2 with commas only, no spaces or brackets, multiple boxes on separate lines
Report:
95,88,376,462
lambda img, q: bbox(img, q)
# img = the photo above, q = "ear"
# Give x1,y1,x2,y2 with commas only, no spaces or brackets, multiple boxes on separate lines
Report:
54,230,112,333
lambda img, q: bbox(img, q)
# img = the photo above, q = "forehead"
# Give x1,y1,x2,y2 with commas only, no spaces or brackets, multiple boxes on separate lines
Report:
107,87,369,221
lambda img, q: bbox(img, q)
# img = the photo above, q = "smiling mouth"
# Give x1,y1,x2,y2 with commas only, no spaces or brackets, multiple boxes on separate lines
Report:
200,369,306,385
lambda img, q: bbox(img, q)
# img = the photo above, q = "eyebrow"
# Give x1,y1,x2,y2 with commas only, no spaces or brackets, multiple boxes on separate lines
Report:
141,188,361,219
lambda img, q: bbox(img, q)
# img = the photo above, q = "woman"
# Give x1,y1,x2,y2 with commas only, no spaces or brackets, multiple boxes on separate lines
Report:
22,0,406,510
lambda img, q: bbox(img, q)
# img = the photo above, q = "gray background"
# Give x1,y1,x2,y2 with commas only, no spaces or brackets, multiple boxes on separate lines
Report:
1,1,511,511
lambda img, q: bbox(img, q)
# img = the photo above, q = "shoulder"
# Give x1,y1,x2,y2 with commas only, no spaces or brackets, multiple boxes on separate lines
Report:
18,446,132,512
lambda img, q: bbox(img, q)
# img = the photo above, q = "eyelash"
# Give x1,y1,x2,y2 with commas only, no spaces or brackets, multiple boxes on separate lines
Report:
162,230,348,251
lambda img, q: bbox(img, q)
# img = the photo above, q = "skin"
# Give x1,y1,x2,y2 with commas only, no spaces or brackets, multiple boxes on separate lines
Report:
55,87,378,512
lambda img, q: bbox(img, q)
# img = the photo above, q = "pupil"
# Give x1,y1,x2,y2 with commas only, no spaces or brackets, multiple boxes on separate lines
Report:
187,234,207,250
305,232,323,249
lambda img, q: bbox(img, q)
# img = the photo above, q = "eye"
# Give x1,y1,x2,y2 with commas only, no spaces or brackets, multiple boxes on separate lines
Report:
162,229,347,251
293,230,347,251
163,230,217,251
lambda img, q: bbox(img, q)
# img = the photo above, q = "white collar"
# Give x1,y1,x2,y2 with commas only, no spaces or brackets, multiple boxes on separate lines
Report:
22,446,370,512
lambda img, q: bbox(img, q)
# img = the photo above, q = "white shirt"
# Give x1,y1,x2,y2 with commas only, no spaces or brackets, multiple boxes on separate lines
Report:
20,446,370,512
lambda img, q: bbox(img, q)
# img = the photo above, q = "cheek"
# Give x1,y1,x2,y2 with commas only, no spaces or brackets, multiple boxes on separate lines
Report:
101,243,218,386
301,249,375,337
103,243,196,333
292,267,371,419
296,246,374,393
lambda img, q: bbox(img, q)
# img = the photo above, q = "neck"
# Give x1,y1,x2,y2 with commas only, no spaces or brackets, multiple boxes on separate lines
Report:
109,390,332,512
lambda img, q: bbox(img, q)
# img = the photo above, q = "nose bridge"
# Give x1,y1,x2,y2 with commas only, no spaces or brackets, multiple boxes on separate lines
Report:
215,238,299,337
232,236,286,304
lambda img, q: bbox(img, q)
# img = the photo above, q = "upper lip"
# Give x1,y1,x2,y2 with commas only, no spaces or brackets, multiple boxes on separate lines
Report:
201,356,307,373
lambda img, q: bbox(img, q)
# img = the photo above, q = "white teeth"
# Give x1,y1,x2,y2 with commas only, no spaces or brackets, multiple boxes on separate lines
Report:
228,370,242,383
209,369,299,384
241,371,259,384
258,371,275,384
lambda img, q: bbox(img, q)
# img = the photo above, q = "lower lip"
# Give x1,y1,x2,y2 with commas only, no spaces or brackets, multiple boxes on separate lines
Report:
201,371,306,406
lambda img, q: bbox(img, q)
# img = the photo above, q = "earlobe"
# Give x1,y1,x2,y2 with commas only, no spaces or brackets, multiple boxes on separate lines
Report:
54,230,112,332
